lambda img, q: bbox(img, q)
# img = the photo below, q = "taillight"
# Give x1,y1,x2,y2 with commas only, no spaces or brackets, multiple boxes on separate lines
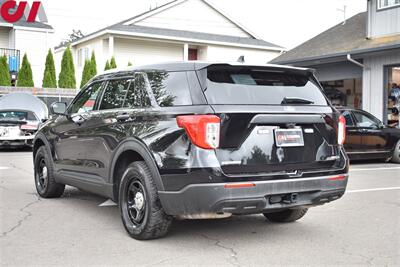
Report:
338,115,346,145
176,115,220,149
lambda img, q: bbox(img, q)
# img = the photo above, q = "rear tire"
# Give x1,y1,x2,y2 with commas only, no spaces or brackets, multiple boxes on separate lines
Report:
263,208,308,223
34,146,65,198
392,140,400,163
119,161,172,240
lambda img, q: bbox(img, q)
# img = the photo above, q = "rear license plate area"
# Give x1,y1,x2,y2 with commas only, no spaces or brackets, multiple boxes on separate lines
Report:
274,128,304,147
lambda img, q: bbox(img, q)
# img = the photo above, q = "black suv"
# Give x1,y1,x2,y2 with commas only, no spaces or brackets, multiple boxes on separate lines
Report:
33,62,349,240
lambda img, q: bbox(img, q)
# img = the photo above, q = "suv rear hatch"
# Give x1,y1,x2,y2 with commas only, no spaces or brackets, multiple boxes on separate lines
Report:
197,64,343,176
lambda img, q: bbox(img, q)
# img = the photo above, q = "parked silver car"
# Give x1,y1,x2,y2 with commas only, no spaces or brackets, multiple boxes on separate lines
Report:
0,93,48,148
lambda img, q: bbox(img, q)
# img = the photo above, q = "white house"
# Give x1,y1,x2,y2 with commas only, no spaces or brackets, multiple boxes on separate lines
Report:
0,3,53,87
55,0,285,88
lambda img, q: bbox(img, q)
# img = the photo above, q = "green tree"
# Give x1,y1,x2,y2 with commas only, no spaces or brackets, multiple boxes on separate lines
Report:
104,60,110,71
90,51,97,77
109,56,117,69
80,60,92,88
0,55,11,86
127,61,132,66
42,49,57,88
17,53,34,87
58,46,76,88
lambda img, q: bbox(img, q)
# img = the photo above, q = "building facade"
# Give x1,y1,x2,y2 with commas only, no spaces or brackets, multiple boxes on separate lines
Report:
0,0,53,87
55,0,285,88
272,0,400,125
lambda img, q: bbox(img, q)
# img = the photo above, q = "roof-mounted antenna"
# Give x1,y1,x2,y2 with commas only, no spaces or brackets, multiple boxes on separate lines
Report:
337,5,347,25
237,56,245,63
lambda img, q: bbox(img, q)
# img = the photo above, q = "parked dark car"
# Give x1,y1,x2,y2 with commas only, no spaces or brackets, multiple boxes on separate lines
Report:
33,62,349,240
0,93,48,148
337,107,400,163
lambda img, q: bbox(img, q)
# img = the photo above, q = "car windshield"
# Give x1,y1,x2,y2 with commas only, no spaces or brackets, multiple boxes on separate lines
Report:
0,111,29,121
204,66,328,106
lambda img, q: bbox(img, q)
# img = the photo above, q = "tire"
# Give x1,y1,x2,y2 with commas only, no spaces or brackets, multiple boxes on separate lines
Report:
391,140,400,164
34,146,65,198
119,161,172,240
263,208,308,223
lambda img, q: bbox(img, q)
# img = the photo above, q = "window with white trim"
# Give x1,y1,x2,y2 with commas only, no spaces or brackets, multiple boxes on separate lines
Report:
378,0,400,10
77,47,90,67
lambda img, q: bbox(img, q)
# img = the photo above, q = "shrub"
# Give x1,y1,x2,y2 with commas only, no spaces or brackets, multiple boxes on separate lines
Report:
42,49,57,88
0,55,11,86
58,46,76,88
90,51,97,77
104,60,110,71
17,53,34,87
80,60,92,88
109,56,117,69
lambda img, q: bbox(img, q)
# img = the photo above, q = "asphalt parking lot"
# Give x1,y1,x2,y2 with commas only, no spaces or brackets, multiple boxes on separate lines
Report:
0,150,399,267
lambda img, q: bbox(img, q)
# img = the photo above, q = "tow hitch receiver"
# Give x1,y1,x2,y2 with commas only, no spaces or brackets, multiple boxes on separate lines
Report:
269,193,299,204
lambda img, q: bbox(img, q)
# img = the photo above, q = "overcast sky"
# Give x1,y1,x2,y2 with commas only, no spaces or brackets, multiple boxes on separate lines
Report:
39,0,367,50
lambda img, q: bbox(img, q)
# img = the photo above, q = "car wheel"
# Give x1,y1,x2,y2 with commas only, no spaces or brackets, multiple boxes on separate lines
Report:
392,140,400,163
263,208,308,223
34,146,65,198
119,161,172,240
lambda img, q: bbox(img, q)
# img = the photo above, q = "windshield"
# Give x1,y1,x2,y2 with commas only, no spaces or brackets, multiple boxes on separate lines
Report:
0,110,35,121
204,67,328,106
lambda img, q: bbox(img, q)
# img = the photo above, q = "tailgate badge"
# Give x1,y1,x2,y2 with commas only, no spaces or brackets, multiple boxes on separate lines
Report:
257,128,270,135
304,128,314,133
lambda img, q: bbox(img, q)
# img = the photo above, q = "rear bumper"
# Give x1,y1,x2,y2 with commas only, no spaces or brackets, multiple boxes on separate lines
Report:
158,174,348,216
0,136,34,147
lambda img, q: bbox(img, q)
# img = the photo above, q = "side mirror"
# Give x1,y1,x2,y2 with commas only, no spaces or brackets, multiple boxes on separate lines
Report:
51,102,68,115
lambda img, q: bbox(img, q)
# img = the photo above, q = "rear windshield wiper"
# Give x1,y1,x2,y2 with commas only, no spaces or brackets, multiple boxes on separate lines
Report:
281,97,314,105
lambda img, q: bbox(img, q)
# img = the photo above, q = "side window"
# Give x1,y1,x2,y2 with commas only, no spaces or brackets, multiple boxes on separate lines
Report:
342,111,354,126
124,74,151,108
147,71,192,107
99,79,131,110
69,82,103,114
353,111,381,128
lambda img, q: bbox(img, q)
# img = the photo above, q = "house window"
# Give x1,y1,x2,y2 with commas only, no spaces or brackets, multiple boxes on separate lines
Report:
77,47,90,67
378,0,400,10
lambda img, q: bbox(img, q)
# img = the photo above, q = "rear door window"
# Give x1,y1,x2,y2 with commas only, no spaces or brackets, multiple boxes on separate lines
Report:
204,66,328,105
124,74,151,108
147,71,192,107
99,79,131,110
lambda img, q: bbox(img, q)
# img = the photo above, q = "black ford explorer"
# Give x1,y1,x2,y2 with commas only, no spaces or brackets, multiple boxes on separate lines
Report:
33,62,349,240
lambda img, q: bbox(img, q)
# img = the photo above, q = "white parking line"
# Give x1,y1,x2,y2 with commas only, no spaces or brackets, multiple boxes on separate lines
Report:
350,166,400,172
0,166,11,170
99,199,117,207
347,187,400,193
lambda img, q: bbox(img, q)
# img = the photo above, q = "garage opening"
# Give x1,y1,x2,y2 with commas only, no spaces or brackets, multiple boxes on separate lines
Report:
385,65,400,127
320,78,362,109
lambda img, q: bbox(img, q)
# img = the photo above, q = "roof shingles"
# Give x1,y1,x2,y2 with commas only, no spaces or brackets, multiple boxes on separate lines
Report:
271,12,400,64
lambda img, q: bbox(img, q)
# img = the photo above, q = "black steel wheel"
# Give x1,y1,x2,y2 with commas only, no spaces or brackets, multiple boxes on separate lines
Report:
126,180,147,226
119,161,172,240
34,146,65,198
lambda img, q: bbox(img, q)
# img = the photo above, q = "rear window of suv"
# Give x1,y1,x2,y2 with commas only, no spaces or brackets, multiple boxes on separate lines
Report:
204,66,328,106
147,71,192,107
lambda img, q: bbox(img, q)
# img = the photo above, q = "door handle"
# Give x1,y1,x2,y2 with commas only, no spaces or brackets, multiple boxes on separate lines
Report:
116,113,130,121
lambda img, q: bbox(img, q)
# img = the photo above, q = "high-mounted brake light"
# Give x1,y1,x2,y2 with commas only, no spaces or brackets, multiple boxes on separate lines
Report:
176,115,220,149
338,115,346,145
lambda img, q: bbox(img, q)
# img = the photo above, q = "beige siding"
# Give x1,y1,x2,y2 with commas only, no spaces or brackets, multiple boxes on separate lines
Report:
14,29,53,87
362,50,400,121
113,38,183,67
206,44,280,64
0,27,10,48
135,0,250,38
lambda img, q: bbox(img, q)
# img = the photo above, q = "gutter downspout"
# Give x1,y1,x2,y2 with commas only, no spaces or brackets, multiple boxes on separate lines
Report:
347,54,365,68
